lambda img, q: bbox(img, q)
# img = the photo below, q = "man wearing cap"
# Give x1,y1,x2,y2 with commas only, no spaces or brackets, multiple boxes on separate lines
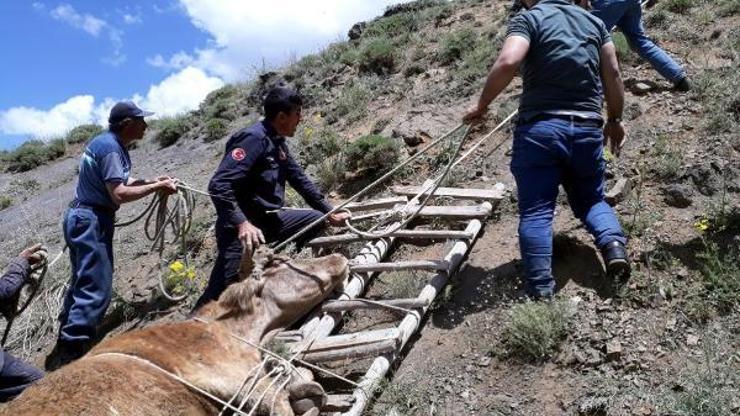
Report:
0,244,45,401
47,101,177,369
463,0,630,299
193,86,350,309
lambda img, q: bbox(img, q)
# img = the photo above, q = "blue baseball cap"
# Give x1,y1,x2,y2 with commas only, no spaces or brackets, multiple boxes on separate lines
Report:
108,101,154,124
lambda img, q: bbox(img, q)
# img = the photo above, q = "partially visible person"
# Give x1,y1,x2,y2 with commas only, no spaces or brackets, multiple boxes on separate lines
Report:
48,102,178,370
0,244,45,401
463,0,630,299
591,0,690,91
194,86,350,310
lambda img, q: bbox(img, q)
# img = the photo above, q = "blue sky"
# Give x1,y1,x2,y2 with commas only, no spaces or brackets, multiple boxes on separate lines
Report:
0,0,409,150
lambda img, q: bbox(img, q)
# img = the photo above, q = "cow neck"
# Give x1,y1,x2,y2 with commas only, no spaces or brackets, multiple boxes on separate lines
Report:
215,297,281,345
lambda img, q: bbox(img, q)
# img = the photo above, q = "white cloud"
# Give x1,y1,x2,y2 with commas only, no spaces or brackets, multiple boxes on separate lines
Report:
0,95,98,138
0,67,223,138
152,0,411,81
50,4,106,36
147,51,195,70
139,66,224,117
45,3,126,66
122,13,142,25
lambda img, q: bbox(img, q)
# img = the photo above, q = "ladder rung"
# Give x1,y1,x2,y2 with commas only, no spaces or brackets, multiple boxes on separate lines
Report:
307,230,473,247
351,260,448,273
320,298,429,313
299,338,398,363
391,185,505,201
350,204,492,222
291,328,400,354
345,196,408,212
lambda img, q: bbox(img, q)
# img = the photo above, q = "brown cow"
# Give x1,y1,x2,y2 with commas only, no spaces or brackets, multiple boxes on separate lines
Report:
1,249,348,416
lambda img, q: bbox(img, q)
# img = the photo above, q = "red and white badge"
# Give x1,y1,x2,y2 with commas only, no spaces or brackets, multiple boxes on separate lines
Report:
231,147,246,161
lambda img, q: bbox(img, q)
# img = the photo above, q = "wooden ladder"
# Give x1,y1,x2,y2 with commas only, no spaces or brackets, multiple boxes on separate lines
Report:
277,183,505,415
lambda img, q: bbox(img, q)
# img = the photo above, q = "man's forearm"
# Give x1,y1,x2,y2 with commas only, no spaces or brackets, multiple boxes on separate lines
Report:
603,74,624,119
477,59,519,110
113,182,161,204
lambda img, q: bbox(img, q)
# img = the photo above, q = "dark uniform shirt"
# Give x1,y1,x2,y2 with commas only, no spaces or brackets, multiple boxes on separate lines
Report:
507,0,612,121
208,120,333,227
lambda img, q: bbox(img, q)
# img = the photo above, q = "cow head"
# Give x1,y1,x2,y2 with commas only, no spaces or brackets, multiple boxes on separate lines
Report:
206,247,348,335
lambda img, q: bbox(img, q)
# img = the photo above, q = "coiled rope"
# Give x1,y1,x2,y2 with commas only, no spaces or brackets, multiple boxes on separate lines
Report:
114,182,199,301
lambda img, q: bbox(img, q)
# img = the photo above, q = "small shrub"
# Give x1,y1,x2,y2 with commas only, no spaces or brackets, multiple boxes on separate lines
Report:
651,134,683,180
66,124,103,144
645,8,669,28
344,134,399,174
201,85,239,120
358,37,396,74
335,83,371,123
718,0,740,16
438,28,476,64
663,0,695,14
9,179,41,194
300,127,343,163
314,156,346,193
612,32,638,66
204,118,228,142
3,140,51,173
0,195,13,211
364,12,419,39
501,300,570,361
154,115,190,148
697,241,740,315
46,138,66,159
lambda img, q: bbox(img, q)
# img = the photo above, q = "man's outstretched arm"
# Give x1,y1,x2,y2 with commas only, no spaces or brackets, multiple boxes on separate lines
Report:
463,35,530,123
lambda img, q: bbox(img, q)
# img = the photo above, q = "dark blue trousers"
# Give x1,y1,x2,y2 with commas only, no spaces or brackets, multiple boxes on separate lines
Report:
511,117,626,297
0,351,43,402
194,208,326,309
59,207,115,343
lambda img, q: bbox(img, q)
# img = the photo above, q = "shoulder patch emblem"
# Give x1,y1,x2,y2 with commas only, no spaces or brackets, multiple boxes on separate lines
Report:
231,147,246,161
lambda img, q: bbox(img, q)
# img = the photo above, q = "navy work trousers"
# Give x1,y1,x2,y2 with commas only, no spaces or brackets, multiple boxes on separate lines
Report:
59,207,115,343
510,117,626,297
0,351,43,402
194,208,326,309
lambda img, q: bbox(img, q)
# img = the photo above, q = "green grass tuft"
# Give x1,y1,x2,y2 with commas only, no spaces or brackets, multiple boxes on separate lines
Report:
501,300,571,361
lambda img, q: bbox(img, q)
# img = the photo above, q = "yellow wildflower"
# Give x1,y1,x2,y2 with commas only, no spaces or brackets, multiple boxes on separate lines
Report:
693,218,710,233
169,260,185,273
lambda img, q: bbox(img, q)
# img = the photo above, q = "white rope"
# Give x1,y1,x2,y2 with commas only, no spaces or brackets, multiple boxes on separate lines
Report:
341,125,473,239
272,123,468,251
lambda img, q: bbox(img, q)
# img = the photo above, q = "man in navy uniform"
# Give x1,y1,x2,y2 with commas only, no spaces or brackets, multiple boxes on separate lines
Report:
48,102,178,369
0,244,45,401
464,0,630,298
195,86,349,309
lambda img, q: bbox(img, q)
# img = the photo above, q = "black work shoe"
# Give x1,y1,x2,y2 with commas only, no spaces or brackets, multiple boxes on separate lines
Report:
601,241,631,286
674,78,691,92
45,339,87,371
